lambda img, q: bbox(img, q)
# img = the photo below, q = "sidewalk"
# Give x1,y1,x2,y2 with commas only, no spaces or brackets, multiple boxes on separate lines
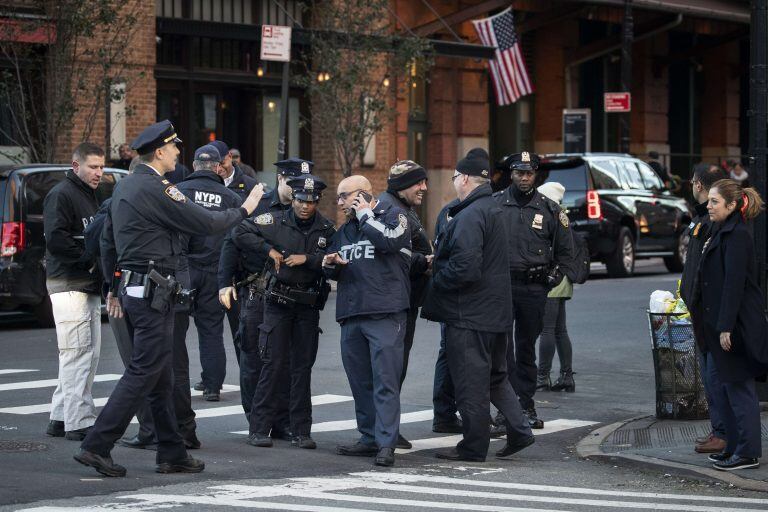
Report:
577,412,768,492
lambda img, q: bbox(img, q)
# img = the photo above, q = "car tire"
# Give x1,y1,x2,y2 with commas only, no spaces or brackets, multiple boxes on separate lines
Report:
606,227,635,278
33,296,55,328
663,230,689,273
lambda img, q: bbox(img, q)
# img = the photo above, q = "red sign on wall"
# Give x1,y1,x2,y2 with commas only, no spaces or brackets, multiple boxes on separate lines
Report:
604,92,632,113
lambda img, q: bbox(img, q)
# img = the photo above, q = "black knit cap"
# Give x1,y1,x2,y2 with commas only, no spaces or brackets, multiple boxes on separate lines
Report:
456,148,490,178
387,160,427,192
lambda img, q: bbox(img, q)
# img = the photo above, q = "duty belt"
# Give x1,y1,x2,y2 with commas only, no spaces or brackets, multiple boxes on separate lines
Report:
267,280,320,307
510,265,548,284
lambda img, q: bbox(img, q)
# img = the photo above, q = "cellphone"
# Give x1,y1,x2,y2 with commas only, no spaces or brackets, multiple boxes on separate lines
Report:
357,191,373,202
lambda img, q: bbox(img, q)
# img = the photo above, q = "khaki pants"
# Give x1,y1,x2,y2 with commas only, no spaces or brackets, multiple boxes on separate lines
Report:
49,292,101,431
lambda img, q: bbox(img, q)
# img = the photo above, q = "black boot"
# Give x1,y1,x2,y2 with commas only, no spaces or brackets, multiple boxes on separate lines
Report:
536,371,551,391
550,370,575,392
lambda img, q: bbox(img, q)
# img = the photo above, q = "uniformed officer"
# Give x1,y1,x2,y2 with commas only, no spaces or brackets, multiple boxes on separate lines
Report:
231,174,335,449
494,151,573,430
74,120,265,478
218,158,310,433
176,144,243,402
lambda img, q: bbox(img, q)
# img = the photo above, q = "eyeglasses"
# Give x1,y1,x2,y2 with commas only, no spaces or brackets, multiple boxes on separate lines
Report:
451,173,462,182
336,189,363,202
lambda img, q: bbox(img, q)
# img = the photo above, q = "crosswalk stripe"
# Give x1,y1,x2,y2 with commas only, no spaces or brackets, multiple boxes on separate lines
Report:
0,369,38,376
0,374,122,392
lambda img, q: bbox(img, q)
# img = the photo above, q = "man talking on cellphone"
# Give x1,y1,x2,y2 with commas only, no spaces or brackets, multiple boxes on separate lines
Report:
323,175,411,467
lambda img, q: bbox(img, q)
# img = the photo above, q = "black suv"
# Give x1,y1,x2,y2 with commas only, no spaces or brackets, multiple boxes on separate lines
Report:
0,165,126,325
539,153,692,278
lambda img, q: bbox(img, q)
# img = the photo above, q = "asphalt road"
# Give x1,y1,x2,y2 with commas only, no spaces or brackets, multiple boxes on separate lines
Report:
1,260,767,511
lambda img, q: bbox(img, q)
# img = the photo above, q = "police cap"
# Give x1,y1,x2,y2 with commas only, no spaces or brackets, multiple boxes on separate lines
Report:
288,174,326,202
275,157,313,177
193,144,221,162
131,120,182,155
506,151,540,172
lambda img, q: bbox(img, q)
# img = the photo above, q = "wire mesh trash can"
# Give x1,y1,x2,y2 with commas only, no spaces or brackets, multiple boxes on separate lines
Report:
647,311,709,420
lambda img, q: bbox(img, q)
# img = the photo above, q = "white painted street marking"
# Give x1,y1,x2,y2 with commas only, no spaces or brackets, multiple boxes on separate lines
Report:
0,373,122,392
0,369,38,376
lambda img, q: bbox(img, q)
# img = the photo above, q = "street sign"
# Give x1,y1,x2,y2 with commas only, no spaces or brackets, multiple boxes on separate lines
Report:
260,25,291,62
604,92,631,112
563,109,591,153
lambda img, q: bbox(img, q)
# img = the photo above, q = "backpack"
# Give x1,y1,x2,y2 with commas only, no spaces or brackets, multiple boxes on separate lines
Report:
564,230,590,284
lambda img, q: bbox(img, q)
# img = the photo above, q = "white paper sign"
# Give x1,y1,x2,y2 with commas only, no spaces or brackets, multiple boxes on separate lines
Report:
260,25,291,62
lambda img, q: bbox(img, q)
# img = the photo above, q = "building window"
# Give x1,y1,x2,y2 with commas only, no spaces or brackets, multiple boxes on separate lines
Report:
156,0,304,25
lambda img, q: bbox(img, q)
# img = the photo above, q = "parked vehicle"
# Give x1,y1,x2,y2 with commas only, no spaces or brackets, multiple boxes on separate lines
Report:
0,165,126,326
538,153,692,278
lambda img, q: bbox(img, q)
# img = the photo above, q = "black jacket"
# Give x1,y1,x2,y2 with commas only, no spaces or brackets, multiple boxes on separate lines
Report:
698,212,768,381
227,166,258,202
175,170,243,272
105,164,247,274
232,209,335,287
680,202,713,309
421,184,512,333
377,190,432,307
43,171,100,294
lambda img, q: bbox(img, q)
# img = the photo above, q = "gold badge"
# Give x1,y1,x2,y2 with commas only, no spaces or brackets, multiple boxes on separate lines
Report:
301,161,310,173
532,213,544,230
559,210,569,228
164,186,186,203
305,177,314,190
161,179,170,185
255,213,273,225
692,223,701,237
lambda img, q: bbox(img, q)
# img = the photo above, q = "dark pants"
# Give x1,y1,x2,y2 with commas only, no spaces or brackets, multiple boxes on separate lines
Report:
507,282,548,410
699,352,727,439
239,293,289,430
445,325,532,460
707,353,762,458
340,312,406,449
400,306,419,386
171,311,196,439
537,298,573,375
432,322,457,424
249,300,320,436
227,298,241,364
81,294,187,463
190,269,226,392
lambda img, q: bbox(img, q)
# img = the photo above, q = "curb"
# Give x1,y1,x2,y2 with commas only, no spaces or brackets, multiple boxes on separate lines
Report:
576,416,768,492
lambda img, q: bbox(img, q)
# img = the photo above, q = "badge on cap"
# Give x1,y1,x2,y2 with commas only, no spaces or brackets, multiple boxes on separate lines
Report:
532,213,544,230
301,161,310,173
559,210,570,228
318,237,327,248
164,185,186,203
481,169,489,177
522,151,530,162
304,177,314,191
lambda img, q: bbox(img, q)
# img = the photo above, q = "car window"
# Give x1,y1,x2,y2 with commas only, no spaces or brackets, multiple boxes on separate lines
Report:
96,173,118,205
22,171,66,217
543,163,588,191
636,161,665,190
589,160,621,190
618,160,645,190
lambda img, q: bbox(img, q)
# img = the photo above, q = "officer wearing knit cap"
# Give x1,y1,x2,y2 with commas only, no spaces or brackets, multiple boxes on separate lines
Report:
455,147,491,178
377,160,433,450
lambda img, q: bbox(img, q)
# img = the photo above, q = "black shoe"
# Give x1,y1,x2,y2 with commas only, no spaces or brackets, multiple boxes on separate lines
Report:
708,451,733,463
493,412,505,426
713,455,759,471
270,428,293,441
184,432,202,450
432,417,463,434
202,389,220,402
336,441,378,457
396,433,412,450
193,381,205,391
434,448,485,462
247,432,273,447
64,427,92,441
536,373,551,391
375,447,395,467
156,456,205,474
291,435,317,449
496,435,535,459
490,423,506,438
550,370,575,392
118,434,157,450
525,408,544,429
74,449,126,477
46,420,64,437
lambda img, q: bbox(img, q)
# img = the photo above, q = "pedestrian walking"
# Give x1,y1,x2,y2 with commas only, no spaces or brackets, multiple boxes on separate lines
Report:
43,142,104,441
698,179,767,471
74,120,265,478
679,163,729,454
325,175,411,467
422,147,534,462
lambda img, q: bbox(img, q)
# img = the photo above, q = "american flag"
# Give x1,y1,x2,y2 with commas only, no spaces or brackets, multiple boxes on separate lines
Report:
472,7,533,105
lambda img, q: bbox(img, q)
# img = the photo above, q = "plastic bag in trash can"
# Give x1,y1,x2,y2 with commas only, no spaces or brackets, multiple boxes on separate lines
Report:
650,290,674,313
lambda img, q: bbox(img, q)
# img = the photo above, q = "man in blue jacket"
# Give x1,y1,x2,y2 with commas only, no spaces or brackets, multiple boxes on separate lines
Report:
176,144,243,401
324,175,411,467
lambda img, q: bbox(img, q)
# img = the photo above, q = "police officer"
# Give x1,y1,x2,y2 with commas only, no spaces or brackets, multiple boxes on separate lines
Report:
74,120,265,478
494,151,573,430
218,158,310,433
211,140,257,202
231,174,335,449
176,144,243,402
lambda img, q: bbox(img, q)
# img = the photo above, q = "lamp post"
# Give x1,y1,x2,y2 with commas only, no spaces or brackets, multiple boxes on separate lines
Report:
619,0,633,154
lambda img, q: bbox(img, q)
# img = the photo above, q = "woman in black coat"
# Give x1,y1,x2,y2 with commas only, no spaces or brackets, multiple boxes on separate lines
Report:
698,179,767,471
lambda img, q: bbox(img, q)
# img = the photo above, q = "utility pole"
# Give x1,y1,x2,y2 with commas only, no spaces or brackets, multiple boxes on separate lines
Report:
619,0,633,154
749,0,767,299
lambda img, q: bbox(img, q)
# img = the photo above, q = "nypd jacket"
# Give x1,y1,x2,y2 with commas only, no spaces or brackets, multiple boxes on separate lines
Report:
43,171,100,294
227,165,258,202
377,191,432,307
232,209,336,287
175,170,243,272
218,188,290,289
422,183,512,333
325,201,411,321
